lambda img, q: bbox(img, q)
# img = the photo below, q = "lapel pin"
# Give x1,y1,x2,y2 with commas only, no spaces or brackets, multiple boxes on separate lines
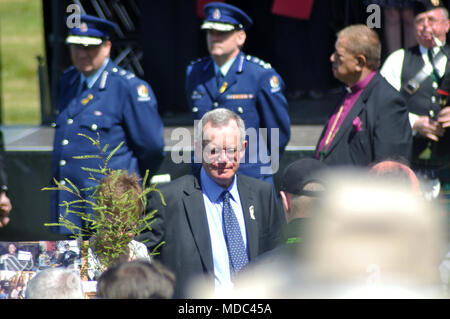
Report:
219,82,228,94
249,205,255,220
81,94,93,105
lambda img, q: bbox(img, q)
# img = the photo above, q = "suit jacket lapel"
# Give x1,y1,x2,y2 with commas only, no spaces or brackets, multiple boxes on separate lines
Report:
182,175,214,273
315,91,346,152
236,175,259,260
324,74,378,157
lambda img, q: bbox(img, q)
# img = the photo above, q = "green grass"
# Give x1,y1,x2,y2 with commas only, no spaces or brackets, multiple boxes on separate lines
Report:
0,0,44,125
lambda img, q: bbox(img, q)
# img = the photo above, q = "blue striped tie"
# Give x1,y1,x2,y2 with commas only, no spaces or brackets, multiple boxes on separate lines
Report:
221,190,249,275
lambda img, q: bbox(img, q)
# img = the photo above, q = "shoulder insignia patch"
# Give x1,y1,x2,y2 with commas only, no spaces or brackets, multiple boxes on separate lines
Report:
269,75,281,93
137,84,151,102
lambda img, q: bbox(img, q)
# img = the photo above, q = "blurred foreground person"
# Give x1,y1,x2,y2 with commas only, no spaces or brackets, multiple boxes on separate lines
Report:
96,260,175,299
205,169,446,298
369,159,421,195
300,171,445,298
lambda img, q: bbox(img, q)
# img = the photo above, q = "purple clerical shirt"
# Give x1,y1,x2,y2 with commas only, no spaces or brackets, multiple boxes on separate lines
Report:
316,71,377,160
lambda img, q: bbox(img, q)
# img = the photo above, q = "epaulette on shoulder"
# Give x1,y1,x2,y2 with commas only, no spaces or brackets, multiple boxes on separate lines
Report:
245,54,272,70
189,56,209,65
62,66,77,75
110,66,136,80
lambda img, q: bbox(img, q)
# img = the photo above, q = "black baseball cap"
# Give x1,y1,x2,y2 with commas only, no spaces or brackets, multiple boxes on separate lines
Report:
280,158,327,196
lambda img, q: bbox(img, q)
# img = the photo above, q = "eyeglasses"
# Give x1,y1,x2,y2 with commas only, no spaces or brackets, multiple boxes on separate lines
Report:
202,143,241,160
415,16,445,27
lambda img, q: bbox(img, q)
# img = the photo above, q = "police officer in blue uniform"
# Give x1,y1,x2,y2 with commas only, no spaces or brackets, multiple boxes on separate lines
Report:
186,2,291,184
51,15,165,233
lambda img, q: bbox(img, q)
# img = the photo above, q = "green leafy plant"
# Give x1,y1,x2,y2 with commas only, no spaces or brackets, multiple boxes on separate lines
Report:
42,133,165,278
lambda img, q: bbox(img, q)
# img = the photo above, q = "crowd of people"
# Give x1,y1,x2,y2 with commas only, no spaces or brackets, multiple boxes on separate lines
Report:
1,0,450,299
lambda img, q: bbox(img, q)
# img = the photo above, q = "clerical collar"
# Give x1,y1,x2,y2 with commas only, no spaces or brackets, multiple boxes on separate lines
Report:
214,56,237,77
80,57,110,88
345,70,376,94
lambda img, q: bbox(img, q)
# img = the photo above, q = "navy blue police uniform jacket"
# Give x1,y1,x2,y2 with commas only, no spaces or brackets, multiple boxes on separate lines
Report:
186,52,291,183
51,60,165,233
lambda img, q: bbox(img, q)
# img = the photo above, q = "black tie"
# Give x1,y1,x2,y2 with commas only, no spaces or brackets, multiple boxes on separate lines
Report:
216,71,223,89
77,78,88,97
221,190,249,275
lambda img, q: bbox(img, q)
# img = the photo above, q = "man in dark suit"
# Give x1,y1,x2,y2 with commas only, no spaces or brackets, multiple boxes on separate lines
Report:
315,24,412,167
139,108,283,298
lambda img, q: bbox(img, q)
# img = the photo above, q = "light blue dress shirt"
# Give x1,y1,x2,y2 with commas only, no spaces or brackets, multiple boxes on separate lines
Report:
214,56,237,78
80,57,110,88
200,167,247,294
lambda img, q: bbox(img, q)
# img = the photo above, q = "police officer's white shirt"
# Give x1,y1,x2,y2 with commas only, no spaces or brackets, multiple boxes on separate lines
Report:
380,45,447,130
80,57,110,89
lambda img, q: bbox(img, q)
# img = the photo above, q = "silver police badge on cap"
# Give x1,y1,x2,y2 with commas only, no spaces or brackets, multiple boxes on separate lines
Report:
80,22,88,33
213,8,221,20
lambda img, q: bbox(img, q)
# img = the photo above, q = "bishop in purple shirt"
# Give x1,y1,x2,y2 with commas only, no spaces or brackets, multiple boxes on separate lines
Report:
315,24,412,167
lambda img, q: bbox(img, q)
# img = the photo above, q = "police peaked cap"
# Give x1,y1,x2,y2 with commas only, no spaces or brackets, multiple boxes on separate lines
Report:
201,2,253,31
66,14,118,46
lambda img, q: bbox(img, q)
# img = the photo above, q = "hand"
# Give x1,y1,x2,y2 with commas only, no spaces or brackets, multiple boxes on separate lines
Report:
0,192,12,227
437,106,450,129
412,115,445,142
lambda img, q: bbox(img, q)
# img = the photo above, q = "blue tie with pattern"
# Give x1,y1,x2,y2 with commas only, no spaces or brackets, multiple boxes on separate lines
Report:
221,190,249,275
